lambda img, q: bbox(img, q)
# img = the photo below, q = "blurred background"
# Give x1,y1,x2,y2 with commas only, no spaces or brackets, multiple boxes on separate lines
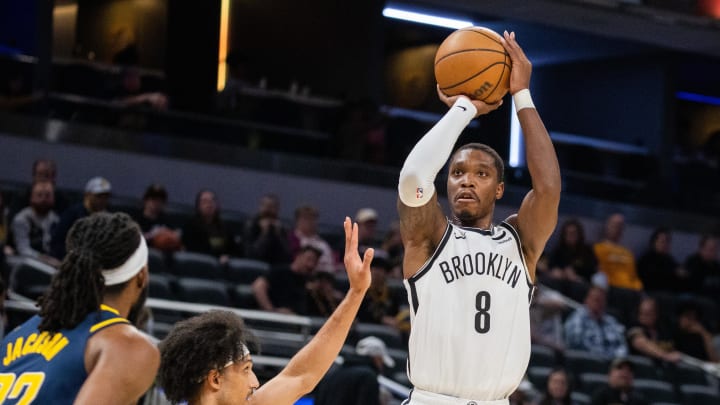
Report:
1,1,720,404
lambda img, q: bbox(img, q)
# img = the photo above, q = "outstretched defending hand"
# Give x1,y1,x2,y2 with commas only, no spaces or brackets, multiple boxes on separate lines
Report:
436,85,503,118
343,217,373,294
501,31,532,95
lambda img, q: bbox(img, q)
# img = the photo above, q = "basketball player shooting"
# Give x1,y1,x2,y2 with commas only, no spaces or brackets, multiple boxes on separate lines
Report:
397,31,561,404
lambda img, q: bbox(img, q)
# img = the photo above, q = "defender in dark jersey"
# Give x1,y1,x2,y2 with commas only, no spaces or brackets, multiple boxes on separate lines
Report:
1,212,158,404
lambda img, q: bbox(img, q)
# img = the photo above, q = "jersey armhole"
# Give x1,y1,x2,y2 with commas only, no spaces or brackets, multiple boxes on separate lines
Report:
499,221,535,302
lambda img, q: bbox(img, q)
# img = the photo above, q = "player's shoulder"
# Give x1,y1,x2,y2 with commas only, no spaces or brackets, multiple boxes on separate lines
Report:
503,213,518,228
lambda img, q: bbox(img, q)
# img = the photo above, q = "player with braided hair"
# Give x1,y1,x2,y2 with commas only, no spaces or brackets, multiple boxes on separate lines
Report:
1,212,158,404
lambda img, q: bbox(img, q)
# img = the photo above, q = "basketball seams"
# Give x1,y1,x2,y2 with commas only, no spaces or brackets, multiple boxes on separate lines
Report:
438,61,512,91
460,27,505,47
434,48,507,65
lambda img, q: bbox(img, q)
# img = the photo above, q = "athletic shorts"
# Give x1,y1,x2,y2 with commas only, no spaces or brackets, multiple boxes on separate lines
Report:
401,388,509,405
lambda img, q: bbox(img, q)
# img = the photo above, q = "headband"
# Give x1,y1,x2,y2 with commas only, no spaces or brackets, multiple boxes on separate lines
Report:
102,236,148,286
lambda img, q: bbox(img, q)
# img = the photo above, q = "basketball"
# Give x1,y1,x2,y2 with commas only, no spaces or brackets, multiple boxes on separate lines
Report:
434,26,511,104
151,228,182,252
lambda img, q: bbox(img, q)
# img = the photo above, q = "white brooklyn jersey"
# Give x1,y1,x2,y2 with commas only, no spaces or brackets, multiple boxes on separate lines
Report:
403,221,534,401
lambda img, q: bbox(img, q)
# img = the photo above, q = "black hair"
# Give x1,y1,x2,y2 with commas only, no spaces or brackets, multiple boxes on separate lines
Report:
31,159,56,176
158,310,256,404
558,218,587,248
37,212,141,332
537,367,572,405
143,184,168,201
194,189,220,224
451,143,505,182
648,227,670,249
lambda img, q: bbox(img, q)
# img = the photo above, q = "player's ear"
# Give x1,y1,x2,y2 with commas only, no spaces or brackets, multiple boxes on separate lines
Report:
495,181,505,200
207,369,222,390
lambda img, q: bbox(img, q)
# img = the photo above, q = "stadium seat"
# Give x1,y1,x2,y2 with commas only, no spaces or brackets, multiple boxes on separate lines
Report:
225,258,270,284
175,277,230,306
9,257,57,300
355,322,403,350
530,344,559,368
171,251,222,279
672,364,711,386
527,366,553,390
148,273,175,300
565,350,611,375
633,379,676,403
148,248,167,274
607,286,642,326
570,391,591,405
627,355,662,380
334,273,350,293
231,284,258,309
578,373,608,395
679,384,720,404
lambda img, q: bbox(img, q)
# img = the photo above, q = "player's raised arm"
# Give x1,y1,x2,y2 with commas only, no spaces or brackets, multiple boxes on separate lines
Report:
501,31,561,279
252,217,372,405
397,89,501,279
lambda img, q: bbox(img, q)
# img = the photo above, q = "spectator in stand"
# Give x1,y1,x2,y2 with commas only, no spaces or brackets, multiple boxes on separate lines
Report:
306,270,343,318
10,159,69,218
182,190,239,263
593,213,643,291
626,297,681,364
288,204,336,273
135,184,182,253
530,286,571,352
0,278,6,338
637,228,682,292
0,242,8,285
251,245,321,315
50,176,112,259
244,193,291,264
0,64,40,112
683,234,719,296
548,218,598,283
355,208,381,252
357,251,403,330
380,221,404,279
564,285,628,359
110,67,168,111
673,300,719,362
591,358,649,405
315,336,394,405
536,368,573,405
11,181,60,267
0,192,8,249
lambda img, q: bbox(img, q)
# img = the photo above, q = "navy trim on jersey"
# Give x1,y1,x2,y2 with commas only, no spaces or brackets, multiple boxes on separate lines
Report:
491,229,508,240
457,225,493,236
499,221,535,303
407,222,452,314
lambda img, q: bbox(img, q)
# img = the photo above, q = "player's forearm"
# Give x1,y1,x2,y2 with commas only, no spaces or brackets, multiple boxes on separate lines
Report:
398,97,476,207
519,107,561,197
282,289,365,390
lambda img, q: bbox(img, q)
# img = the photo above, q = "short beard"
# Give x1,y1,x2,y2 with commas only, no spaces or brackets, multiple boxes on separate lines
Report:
453,209,475,225
127,285,149,328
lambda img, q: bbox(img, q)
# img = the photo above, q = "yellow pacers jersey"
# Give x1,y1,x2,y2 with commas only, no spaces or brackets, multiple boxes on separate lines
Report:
0,305,130,404
404,222,534,401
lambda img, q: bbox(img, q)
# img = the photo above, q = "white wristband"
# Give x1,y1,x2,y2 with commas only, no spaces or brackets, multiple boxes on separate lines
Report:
513,89,535,112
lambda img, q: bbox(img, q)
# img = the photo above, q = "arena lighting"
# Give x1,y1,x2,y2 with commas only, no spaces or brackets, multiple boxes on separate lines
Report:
382,6,473,29
216,0,231,91
676,91,720,106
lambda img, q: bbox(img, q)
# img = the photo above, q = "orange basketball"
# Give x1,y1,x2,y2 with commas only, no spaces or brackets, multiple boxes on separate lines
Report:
434,27,511,104
151,228,182,252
